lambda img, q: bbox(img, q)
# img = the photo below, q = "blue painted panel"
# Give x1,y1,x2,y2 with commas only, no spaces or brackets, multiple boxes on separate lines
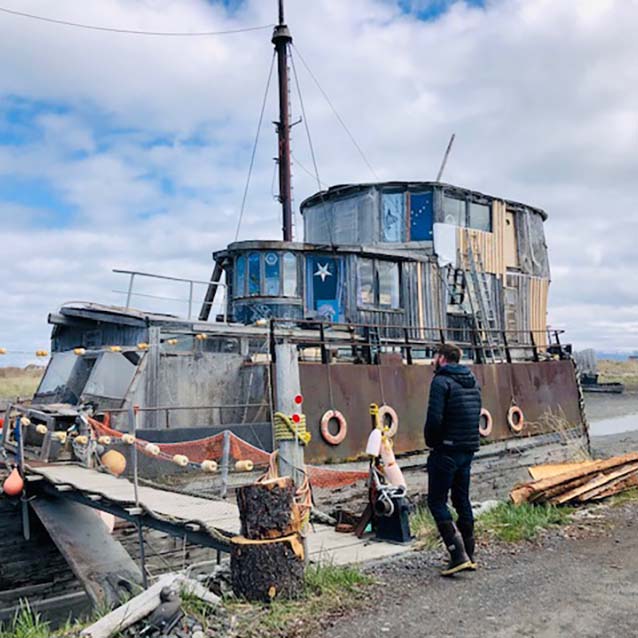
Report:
410,191,434,241
381,192,406,242
306,256,343,321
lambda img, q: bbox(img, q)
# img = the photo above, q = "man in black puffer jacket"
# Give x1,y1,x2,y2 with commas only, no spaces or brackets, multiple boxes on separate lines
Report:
424,343,481,576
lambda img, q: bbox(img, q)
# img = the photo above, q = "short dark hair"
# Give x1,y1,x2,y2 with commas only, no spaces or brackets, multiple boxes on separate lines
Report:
437,343,462,364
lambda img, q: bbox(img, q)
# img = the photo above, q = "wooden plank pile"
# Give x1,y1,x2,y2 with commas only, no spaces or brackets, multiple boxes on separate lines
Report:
511,452,638,506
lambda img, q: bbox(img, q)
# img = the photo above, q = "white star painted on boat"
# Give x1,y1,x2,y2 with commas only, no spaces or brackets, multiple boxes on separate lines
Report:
314,263,332,282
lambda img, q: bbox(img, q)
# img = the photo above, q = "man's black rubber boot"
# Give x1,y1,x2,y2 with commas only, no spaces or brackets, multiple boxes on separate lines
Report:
457,520,477,570
436,520,472,577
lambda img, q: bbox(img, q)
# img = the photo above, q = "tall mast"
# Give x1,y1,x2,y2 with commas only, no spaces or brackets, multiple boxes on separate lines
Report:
272,0,293,241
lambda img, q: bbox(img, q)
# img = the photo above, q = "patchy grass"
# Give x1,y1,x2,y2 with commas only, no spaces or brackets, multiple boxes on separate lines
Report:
609,486,638,507
477,502,572,542
598,359,638,391
230,562,374,638
0,600,51,638
411,501,573,546
0,366,43,400
410,506,440,550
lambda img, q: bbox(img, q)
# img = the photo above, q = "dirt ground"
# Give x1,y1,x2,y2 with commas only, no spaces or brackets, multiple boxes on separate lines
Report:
325,500,638,638
318,393,638,638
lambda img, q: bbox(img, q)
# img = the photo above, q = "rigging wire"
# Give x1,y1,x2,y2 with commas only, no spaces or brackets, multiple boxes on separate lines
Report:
0,6,273,37
291,151,327,190
234,51,276,242
292,43,379,181
289,49,322,193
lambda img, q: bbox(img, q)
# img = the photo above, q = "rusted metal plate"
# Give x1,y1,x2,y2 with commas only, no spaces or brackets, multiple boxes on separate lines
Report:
299,360,584,463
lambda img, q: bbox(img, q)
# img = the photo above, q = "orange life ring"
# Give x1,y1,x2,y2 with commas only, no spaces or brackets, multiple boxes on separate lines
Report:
508,406,525,433
320,410,347,445
479,408,493,437
377,404,399,438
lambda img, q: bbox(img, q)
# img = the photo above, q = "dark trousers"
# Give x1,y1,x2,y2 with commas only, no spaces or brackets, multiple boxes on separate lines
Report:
427,449,474,526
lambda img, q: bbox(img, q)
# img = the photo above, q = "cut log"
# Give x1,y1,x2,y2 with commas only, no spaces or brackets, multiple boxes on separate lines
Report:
236,477,298,540
230,534,305,602
511,453,638,505
528,461,598,481
590,472,638,501
551,463,638,505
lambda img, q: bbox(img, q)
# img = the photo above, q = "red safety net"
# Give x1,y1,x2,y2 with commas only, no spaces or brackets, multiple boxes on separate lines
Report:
89,417,367,489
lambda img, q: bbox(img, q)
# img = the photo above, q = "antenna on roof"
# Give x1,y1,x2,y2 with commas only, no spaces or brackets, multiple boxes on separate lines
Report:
435,133,455,182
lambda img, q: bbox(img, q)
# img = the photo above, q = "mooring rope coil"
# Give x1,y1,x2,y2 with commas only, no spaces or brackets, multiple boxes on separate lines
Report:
273,412,311,445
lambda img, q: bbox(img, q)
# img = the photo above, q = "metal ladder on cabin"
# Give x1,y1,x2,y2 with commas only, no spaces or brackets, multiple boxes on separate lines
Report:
463,231,502,363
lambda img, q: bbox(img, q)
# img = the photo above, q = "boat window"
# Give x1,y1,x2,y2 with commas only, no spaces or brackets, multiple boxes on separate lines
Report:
283,252,298,296
83,352,137,399
264,252,280,296
378,261,400,308
409,191,434,240
248,252,261,296
36,351,77,395
357,258,375,306
381,192,406,242
468,201,491,232
443,195,466,226
235,255,246,297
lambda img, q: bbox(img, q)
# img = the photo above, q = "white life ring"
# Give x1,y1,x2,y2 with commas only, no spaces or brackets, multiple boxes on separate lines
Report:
320,410,348,445
377,404,399,438
479,408,493,437
508,406,525,433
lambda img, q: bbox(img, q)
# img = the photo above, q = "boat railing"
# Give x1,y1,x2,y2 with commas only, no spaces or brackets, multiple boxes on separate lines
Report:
113,269,228,322
269,318,567,365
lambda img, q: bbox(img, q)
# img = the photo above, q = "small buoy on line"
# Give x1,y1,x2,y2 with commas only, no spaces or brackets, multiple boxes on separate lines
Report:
201,460,218,473
235,459,254,472
2,467,24,497
74,435,88,445
144,443,160,456
98,436,111,445
172,454,190,467
121,434,136,445
35,424,48,435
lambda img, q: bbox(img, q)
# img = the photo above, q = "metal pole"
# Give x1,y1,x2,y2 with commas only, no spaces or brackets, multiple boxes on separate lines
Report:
125,273,136,309
188,281,194,319
435,133,455,182
272,1,293,241
129,407,148,589
274,342,304,486
220,430,231,499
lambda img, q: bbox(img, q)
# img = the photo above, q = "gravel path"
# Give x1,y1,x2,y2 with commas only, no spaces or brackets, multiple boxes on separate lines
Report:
324,501,638,638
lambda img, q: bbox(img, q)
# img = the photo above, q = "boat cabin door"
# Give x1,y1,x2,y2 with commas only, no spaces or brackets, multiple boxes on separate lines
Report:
307,255,342,322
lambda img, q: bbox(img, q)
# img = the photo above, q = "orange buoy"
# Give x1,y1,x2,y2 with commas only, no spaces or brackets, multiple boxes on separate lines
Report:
3,467,24,496
101,450,127,476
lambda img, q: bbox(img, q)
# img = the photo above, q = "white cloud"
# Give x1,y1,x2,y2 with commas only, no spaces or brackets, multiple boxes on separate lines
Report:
0,0,637,365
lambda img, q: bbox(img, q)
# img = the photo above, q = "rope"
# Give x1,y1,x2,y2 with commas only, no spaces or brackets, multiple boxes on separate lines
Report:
0,6,274,38
234,51,276,241
273,412,311,445
258,451,313,532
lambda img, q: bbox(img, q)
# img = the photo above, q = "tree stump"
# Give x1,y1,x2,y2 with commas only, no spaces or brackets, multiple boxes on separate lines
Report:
230,535,305,602
232,476,305,601
236,477,299,539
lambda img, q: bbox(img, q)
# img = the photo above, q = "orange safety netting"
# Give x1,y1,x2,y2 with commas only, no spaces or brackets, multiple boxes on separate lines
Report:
88,417,367,489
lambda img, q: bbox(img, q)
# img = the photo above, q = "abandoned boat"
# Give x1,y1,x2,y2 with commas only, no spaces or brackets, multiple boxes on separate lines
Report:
6,1,587,470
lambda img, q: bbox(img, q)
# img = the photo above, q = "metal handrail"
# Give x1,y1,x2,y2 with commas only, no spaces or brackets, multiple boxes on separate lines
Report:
113,269,227,321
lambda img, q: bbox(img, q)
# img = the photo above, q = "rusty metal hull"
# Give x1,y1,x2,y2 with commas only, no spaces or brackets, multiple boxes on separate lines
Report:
298,359,584,464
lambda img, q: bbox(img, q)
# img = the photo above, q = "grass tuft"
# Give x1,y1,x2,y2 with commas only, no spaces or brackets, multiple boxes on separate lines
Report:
0,600,51,638
411,501,572,546
476,502,572,542
304,562,372,596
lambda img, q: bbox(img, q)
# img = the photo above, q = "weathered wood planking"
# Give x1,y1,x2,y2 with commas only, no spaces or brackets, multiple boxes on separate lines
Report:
27,463,411,566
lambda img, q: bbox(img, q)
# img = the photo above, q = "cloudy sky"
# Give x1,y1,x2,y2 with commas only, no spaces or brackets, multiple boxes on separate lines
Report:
0,0,637,365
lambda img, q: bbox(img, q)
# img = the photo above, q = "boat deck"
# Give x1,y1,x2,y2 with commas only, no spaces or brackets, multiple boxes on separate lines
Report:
26,462,410,566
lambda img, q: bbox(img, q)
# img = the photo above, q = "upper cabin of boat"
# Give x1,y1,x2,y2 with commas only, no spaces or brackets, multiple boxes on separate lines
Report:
211,180,551,349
